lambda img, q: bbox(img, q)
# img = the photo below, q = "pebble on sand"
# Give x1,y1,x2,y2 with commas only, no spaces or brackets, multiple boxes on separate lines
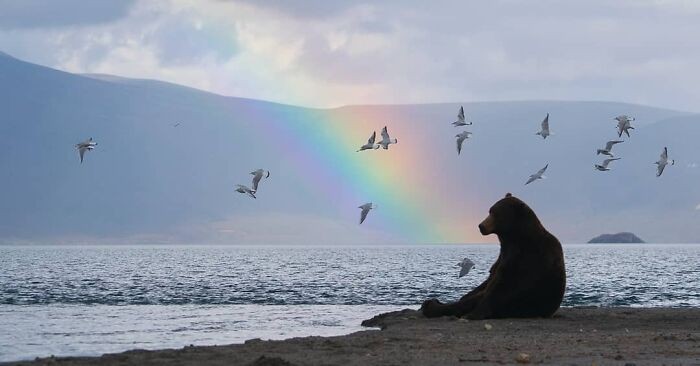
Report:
484,323,493,330
516,353,531,364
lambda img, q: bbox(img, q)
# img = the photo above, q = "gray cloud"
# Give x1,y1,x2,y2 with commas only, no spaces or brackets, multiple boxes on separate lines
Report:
0,0,136,29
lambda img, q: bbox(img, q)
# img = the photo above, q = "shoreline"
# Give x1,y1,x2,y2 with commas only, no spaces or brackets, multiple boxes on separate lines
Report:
5,307,700,365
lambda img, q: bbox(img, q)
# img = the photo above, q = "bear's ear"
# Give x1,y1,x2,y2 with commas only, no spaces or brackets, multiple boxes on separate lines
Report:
505,193,512,198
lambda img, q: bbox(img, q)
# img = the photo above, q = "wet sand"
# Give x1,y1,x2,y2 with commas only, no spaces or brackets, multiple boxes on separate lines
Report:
5,308,700,366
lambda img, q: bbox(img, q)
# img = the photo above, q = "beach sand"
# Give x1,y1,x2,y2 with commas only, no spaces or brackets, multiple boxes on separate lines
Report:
6,308,700,366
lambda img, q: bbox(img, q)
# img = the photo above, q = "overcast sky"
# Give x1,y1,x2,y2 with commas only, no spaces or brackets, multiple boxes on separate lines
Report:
1,0,700,111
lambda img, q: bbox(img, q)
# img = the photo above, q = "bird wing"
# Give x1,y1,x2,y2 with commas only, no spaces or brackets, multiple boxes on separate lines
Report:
78,147,87,163
251,173,262,192
367,131,376,144
537,164,549,176
525,175,537,185
457,106,465,121
456,136,464,155
660,147,668,161
360,207,370,224
381,126,390,141
606,140,623,150
541,114,549,132
602,158,619,167
657,163,665,177
459,265,471,277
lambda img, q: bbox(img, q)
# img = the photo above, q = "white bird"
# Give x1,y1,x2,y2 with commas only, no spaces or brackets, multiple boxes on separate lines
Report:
458,257,475,278
594,157,621,171
615,118,635,138
655,147,674,177
525,164,548,185
456,130,472,155
596,140,624,157
250,169,270,193
377,126,398,150
357,131,380,152
358,202,376,224
452,106,472,127
535,113,551,139
235,184,256,199
75,137,97,164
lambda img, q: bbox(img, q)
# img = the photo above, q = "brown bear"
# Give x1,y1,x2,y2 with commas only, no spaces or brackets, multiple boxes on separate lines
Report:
421,193,566,319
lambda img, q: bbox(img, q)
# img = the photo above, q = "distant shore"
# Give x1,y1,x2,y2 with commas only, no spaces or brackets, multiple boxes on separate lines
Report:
6,308,700,366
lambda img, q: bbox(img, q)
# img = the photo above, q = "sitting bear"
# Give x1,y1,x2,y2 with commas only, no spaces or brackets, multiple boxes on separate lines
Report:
421,193,566,319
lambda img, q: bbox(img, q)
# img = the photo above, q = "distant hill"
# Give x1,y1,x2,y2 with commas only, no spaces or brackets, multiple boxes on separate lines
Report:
1,51,699,244
588,232,645,244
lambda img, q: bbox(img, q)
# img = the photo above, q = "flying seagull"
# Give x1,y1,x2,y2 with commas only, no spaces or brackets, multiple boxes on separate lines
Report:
357,131,380,152
536,113,551,139
172,122,181,127
594,158,621,171
655,147,674,177
377,126,398,150
456,130,472,155
525,164,548,185
358,202,376,224
452,106,472,127
596,140,624,157
458,257,475,278
615,118,635,138
250,169,270,193
235,184,257,199
75,137,97,164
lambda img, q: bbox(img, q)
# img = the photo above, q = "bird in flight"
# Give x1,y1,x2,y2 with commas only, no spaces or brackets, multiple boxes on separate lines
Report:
358,203,376,224
655,147,674,177
596,140,624,157
594,158,621,171
536,113,551,139
452,106,472,127
456,130,472,155
75,137,97,164
357,131,380,152
525,164,549,185
250,169,270,193
377,126,398,150
458,257,475,278
235,184,257,199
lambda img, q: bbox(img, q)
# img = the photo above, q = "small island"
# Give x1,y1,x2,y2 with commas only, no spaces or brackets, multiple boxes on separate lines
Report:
588,232,645,244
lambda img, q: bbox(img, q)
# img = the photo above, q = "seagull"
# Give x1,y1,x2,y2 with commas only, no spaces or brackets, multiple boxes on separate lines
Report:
357,131,380,152
594,158,621,171
250,169,270,193
75,137,97,164
235,184,256,199
596,140,624,157
358,203,376,224
172,122,181,127
458,257,475,278
525,164,548,185
535,113,551,139
615,118,634,138
655,147,674,177
377,126,398,150
456,130,472,155
452,106,472,127
614,115,635,124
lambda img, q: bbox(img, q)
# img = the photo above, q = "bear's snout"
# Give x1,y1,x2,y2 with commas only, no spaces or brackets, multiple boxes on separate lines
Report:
479,214,496,235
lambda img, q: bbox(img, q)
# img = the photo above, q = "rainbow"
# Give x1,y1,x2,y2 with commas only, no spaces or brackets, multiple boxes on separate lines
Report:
243,102,488,244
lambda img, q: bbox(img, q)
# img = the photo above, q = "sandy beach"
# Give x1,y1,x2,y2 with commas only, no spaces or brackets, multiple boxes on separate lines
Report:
5,307,699,366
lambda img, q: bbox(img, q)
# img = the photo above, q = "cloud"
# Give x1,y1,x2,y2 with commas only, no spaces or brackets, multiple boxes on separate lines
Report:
0,0,136,29
3,0,700,110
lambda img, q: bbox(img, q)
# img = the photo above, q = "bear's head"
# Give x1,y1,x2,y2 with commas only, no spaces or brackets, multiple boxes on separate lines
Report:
478,193,541,237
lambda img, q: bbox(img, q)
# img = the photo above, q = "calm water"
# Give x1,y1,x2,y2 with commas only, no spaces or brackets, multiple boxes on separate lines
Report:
1,244,699,361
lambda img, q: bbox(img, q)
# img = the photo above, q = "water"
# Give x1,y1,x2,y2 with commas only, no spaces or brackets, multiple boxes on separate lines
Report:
1,244,699,361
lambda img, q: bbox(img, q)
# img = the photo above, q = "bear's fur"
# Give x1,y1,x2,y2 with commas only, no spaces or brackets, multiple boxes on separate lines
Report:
421,193,566,319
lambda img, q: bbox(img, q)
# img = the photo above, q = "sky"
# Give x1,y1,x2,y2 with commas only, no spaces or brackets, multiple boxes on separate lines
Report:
1,0,700,111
